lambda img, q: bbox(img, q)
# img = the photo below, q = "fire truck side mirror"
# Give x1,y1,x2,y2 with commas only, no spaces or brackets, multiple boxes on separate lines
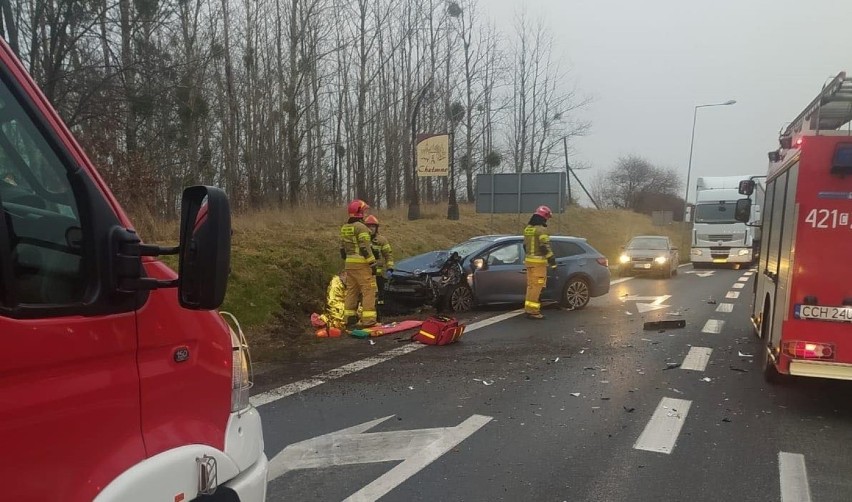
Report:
734,198,752,223
738,179,755,196
178,186,232,310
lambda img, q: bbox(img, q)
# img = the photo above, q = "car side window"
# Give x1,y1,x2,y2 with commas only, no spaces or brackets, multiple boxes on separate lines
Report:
486,243,522,266
552,241,585,258
0,74,87,307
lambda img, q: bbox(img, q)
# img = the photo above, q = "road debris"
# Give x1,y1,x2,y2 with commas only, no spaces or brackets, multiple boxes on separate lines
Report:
574,329,586,334
644,319,686,330
729,367,748,373
624,406,636,413
664,362,681,370
722,418,732,423
707,298,718,305
369,340,376,345
738,351,754,358
668,311,683,316
570,393,581,397
701,377,712,383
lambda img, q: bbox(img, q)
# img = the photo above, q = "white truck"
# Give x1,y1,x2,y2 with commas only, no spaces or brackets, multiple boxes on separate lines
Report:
691,175,765,266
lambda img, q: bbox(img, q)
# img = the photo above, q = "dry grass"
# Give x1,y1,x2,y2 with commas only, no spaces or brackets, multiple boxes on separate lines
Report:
139,203,687,361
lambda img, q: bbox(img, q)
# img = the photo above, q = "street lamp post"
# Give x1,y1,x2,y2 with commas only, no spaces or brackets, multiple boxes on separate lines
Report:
684,99,737,218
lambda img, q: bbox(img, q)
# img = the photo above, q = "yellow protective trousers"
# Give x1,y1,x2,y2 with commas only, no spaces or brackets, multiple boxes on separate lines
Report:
344,264,377,324
524,263,547,315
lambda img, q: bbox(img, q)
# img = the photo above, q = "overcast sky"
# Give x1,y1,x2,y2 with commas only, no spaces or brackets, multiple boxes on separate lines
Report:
480,0,852,203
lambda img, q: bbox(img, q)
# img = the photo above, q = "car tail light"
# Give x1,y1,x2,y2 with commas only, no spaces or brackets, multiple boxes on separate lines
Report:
596,258,608,267
221,312,254,412
782,341,835,360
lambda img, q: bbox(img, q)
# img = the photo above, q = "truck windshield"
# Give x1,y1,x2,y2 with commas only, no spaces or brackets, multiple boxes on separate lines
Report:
695,202,738,223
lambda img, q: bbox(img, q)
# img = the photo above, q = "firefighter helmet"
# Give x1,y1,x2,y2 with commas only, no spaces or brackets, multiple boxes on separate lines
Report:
364,215,380,226
348,199,369,218
534,205,553,219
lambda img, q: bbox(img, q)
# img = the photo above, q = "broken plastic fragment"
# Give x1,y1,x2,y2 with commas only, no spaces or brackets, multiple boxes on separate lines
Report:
570,393,581,397
701,377,712,382
369,340,376,345
737,351,754,358
483,380,494,386
408,386,415,390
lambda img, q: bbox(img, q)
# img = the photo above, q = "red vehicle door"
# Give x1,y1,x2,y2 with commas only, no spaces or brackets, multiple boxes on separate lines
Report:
0,41,146,501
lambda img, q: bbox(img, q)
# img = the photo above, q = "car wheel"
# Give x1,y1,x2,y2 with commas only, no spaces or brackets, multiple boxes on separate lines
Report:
443,284,473,313
561,277,590,310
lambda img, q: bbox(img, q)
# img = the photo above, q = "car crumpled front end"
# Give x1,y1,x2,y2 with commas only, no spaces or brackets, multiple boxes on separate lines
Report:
386,252,464,309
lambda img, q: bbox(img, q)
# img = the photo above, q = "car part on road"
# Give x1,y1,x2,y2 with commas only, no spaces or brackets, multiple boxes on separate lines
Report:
561,277,591,309
643,319,686,330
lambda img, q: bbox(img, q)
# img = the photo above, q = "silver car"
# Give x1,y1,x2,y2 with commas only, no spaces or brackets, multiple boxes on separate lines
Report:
617,235,679,279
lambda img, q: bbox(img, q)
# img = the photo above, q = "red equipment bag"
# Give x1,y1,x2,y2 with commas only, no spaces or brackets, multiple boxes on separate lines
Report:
412,316,465,345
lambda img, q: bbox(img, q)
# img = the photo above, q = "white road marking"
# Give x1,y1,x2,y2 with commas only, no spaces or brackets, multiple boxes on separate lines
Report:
737,277,749,282
266,414,492,501
716,303,734,313
622,295,671,313
252,276,633,407
733,283,745,289
779,452,812,502
726,291,741,299
744,272,754,276
633,397,692,454
702,319,725,334
343,415,492,501
681,347,713,371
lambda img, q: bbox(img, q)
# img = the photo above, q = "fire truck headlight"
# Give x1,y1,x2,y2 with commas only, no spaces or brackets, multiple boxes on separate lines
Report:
691,249,703,256
738,249,751,256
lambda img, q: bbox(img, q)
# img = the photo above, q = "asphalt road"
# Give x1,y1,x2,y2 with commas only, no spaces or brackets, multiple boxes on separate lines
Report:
251,265,852,502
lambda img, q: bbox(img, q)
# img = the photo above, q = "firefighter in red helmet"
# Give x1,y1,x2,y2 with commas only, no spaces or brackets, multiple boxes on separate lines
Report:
364,215,394,313
340,199,377,328
523,205,555,319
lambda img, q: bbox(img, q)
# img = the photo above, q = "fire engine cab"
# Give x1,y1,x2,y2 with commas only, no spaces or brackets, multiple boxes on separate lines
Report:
0,36,267,501
736,71,852,382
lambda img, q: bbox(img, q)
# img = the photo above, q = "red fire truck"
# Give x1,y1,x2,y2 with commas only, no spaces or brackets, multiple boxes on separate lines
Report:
736,72,852,382
0,36,267,501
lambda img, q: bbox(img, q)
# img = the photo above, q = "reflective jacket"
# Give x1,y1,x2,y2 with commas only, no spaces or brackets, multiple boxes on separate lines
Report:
523,224,554,265
340,221,376,268
371,234,394,275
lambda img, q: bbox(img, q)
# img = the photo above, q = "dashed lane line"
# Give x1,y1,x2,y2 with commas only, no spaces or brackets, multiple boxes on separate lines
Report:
633,397,692,454
716,303,734,313
681,347,712,371
779,452,812,502
702,319,725,334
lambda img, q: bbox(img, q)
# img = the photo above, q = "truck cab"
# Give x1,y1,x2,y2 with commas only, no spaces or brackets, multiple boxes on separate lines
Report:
690,175,763,266
0,38,267,502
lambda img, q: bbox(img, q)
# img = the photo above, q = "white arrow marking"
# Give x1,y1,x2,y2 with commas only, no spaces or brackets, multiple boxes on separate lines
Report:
623,295,672,313
685,270,714,277
268,414,492,501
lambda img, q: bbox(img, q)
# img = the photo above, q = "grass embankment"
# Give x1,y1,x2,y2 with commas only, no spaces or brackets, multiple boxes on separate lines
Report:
140,204,687,361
